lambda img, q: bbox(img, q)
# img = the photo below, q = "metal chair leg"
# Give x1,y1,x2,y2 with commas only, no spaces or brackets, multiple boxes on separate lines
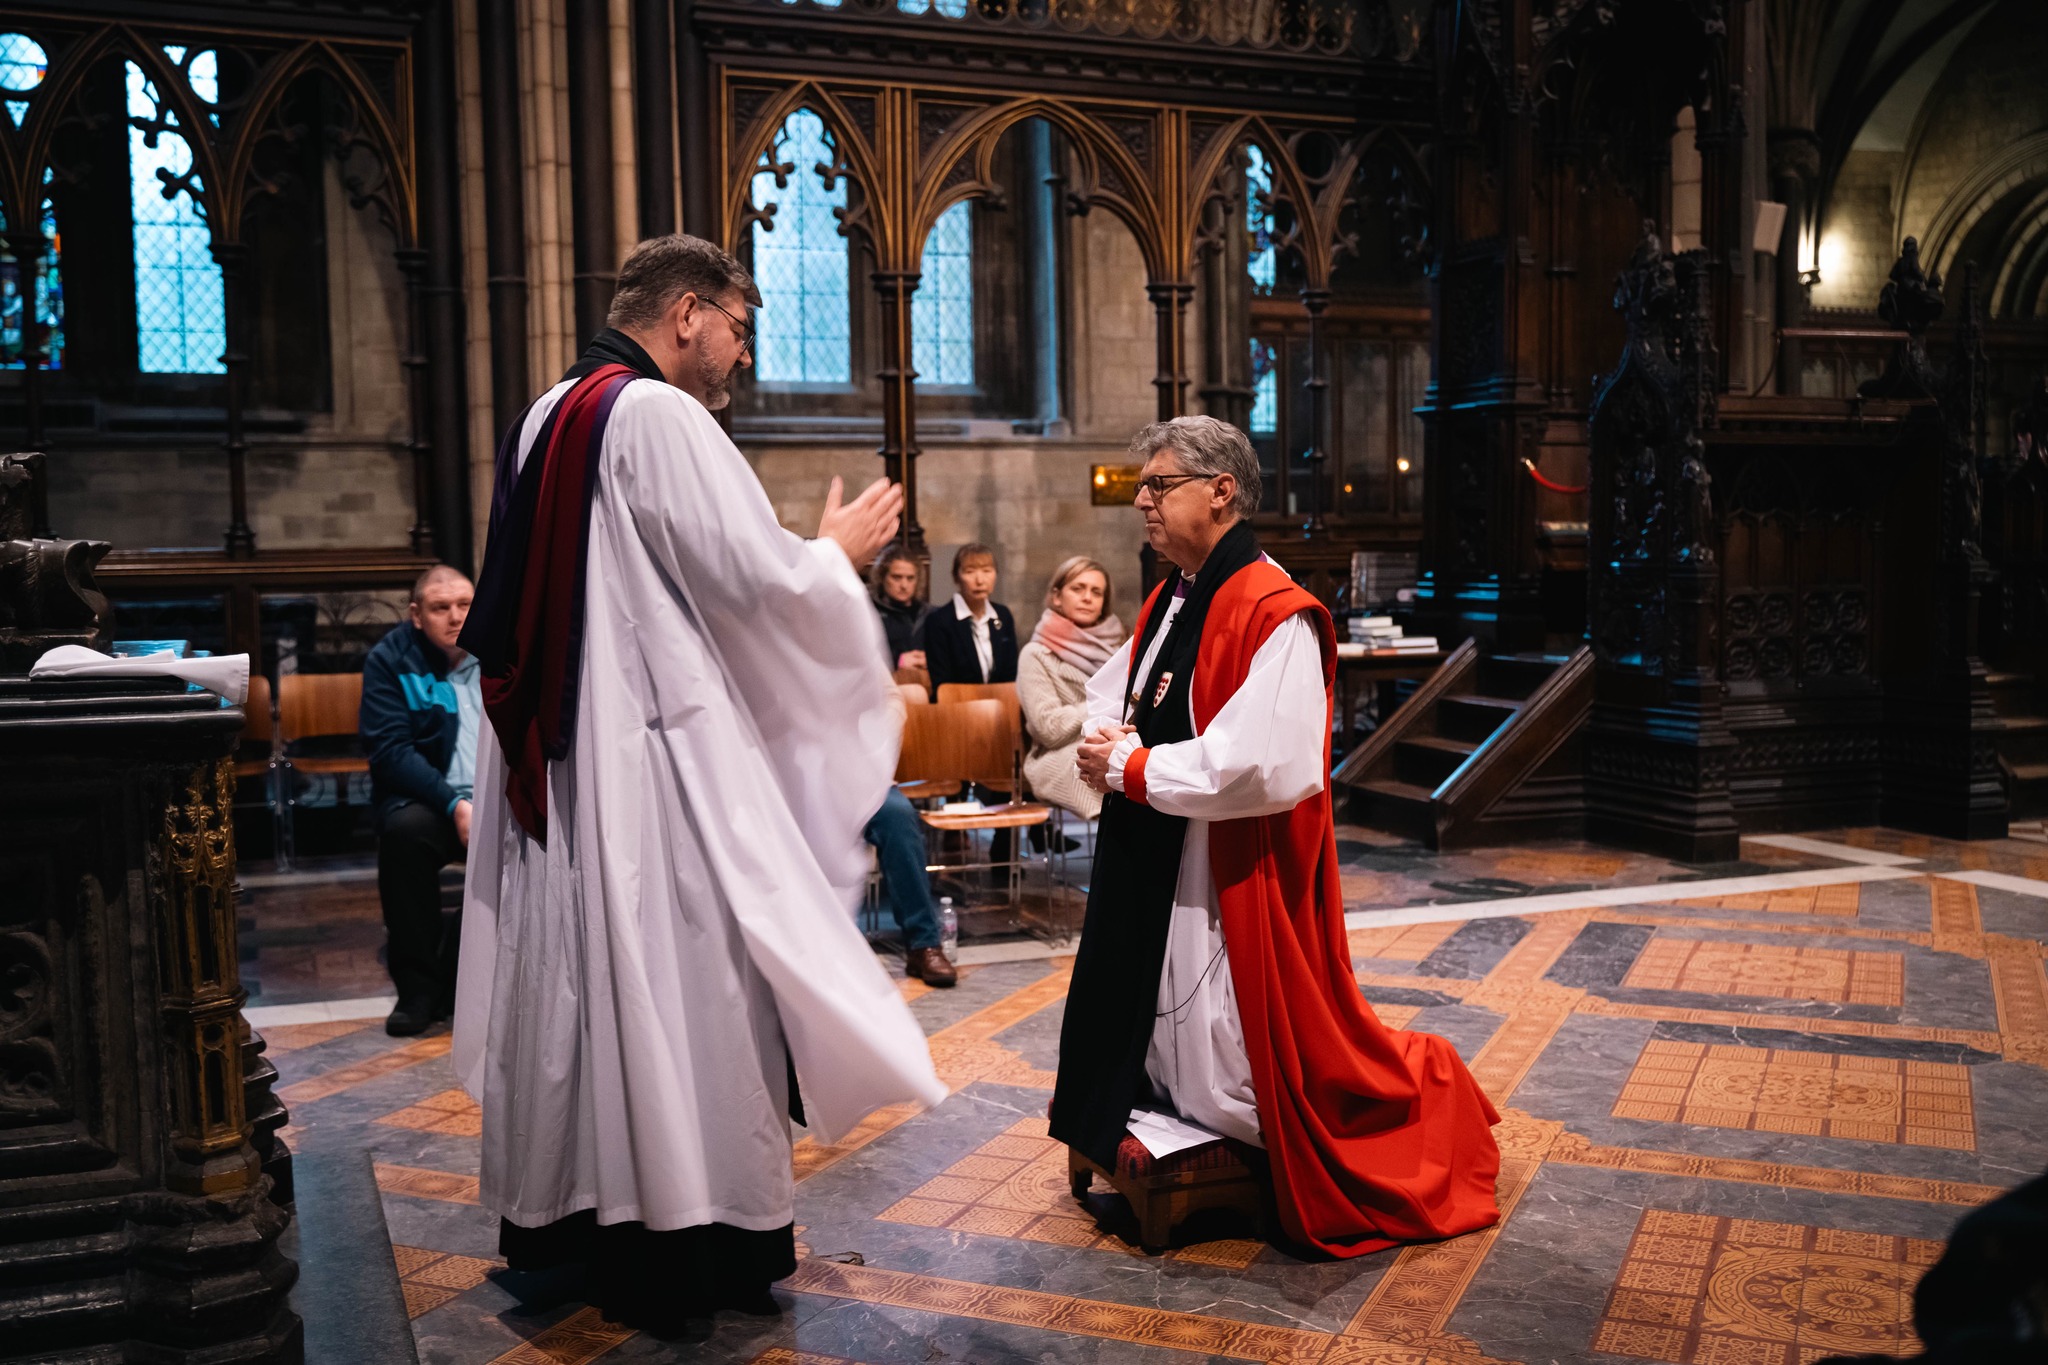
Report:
275,759,296,872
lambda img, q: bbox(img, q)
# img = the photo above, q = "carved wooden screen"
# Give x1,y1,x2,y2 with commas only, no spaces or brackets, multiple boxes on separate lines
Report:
1716,451,1879,695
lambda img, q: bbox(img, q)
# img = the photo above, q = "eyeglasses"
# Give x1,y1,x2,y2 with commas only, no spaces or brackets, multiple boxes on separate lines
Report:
1135,473,1215,500
701,296,755,359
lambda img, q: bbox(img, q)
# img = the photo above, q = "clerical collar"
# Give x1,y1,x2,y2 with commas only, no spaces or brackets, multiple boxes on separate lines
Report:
574,328,665,385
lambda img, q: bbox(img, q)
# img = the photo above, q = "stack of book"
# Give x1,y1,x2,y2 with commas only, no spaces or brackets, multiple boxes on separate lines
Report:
1345,615,1438,653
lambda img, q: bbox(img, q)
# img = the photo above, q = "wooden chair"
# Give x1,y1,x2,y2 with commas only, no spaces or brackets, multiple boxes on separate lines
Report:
896,691,962,802
914,699,1052,907
934,681,1019,710
233,675,288,861
234,674,275,782
275,672,371,869
935,680,1069,877
892,664,932,695
897,682,930,707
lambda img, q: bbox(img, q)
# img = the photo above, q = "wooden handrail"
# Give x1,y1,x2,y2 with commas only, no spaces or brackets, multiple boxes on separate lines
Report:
1436,646,1594,845
1331,637,1477,789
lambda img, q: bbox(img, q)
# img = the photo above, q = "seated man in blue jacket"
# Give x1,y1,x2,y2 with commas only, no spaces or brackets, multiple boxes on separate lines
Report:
360,565,480,1036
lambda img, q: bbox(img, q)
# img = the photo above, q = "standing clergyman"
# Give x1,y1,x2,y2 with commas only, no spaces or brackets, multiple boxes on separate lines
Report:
1051,416,1501,1257
452,235,945,1328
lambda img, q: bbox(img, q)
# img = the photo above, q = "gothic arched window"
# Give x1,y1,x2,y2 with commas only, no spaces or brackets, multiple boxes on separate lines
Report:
0,170,59,370
750,107,850,384
0,34,59,369
913,201,973,386
1249,337,1277,434
128,50,225,374
1245,143,1277,297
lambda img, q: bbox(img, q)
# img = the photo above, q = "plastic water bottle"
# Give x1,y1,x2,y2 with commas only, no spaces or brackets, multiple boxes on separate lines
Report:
938,897,958,960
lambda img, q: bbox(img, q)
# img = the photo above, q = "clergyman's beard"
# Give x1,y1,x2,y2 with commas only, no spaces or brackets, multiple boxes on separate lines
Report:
696,346,734,410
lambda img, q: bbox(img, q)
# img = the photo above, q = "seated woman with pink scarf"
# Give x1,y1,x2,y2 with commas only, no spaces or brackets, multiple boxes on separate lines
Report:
1018,556,1125,821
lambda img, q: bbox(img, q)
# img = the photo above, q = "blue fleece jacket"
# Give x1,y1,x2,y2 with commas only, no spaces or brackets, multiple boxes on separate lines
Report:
359,622,466,827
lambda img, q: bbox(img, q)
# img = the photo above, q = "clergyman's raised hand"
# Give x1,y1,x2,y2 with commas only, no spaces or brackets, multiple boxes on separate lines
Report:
818,475,904,570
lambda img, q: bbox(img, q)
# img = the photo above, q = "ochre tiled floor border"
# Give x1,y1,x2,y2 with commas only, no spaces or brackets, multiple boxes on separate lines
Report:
484,1307,634,1365
277,1034,451,1105
1546,1134,2002,1205
785,1257,1332,1362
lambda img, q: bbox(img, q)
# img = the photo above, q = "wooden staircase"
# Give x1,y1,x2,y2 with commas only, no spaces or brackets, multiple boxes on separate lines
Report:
1334,642,1594,848
1989,670,2048,817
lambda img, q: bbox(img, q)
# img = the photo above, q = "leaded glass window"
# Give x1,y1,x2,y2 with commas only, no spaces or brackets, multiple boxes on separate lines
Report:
0,32,46,129
750,108,850,384
1249,337,1277,433
128,55,225,374
0,170,61,369
913,201,973,386
1246,144,1276,296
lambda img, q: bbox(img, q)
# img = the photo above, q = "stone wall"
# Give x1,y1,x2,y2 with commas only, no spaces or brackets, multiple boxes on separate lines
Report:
1895,1,2048,283
1810,150,1900,312
45,164,416,553
742,439,1148,622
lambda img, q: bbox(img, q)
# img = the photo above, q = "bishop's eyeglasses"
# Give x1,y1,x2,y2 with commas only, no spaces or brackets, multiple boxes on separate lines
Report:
1134,472,1216,501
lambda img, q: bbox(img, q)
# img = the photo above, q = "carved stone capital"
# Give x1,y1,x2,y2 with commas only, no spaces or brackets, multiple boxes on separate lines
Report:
1764,128,1822,186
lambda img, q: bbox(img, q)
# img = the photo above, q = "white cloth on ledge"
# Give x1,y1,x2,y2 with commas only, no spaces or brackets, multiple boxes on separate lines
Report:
30,644,249,706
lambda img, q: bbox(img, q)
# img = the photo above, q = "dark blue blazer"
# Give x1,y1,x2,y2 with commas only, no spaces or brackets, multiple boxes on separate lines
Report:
920,600,1018,693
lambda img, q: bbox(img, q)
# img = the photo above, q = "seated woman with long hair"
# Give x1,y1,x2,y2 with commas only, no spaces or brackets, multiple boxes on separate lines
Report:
1017,556,1124,821
869,545,931,674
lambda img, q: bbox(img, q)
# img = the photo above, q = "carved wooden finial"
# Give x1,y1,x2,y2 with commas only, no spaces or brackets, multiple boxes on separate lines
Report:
1859,237,1946,401
0,452,113,673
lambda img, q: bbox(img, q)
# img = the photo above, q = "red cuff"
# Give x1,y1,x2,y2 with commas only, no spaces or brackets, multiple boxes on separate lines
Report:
1123,747,1152,806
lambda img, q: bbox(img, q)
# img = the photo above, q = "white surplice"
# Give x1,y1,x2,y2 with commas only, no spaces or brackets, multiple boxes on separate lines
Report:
1085,577,1327,1148
452,377,946,1235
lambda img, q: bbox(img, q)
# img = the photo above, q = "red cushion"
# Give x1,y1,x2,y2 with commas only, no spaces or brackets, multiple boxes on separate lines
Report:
1113,1132,1263,1181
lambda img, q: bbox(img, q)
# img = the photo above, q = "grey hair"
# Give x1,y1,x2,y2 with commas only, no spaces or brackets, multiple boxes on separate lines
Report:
606,234,763,331
1128,415,1262,518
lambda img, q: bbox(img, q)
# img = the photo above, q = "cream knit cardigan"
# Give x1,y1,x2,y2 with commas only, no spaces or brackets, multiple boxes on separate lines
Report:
1016,640,1102,821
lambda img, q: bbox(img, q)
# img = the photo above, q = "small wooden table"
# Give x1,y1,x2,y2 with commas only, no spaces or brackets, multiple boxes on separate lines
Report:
1335,649,1447,749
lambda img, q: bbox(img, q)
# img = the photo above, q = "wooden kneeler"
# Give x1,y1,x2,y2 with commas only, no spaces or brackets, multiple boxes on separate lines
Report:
1067,1133,1274,1254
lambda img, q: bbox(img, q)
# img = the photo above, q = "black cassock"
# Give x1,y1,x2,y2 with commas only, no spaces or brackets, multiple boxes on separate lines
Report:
1048,520,1264,1168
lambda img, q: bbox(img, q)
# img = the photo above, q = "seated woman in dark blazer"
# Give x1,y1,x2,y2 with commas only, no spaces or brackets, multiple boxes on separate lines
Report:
920,542,1017,694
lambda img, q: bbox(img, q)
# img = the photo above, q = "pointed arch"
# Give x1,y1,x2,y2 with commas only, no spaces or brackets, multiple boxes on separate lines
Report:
724,81,886,260
28,26,226,241
223,40,419,247
1920,134,2048,291
912,97,1169,282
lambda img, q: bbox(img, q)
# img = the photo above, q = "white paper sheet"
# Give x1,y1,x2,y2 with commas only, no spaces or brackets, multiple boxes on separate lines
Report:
1126,1106,1227,1159
31,644,250,706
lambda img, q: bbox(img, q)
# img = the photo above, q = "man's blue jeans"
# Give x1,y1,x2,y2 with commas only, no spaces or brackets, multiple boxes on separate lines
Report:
866,787,941,951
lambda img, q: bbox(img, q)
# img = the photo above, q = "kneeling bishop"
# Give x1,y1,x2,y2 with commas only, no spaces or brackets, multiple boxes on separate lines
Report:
1053,415,1502,1257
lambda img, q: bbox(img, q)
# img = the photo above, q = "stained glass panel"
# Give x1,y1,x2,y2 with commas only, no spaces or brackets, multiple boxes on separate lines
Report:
1245,144,1276,296
912,201,973,386
0,178,62,369
1249,337,1277,433
750,108,851,383
0,33,46,94
128,59,225,374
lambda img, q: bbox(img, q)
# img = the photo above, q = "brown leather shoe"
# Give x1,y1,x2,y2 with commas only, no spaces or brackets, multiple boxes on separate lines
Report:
906,947,958,987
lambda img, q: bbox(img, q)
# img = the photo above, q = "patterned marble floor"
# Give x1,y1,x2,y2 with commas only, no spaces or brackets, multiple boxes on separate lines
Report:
260,826,2048,1364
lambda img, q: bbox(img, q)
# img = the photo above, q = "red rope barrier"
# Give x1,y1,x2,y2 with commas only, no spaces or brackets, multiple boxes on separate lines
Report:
1520,457,1587,495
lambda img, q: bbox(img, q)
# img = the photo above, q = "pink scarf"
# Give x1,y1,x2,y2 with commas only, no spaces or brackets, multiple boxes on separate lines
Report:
1030,608,1125,676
